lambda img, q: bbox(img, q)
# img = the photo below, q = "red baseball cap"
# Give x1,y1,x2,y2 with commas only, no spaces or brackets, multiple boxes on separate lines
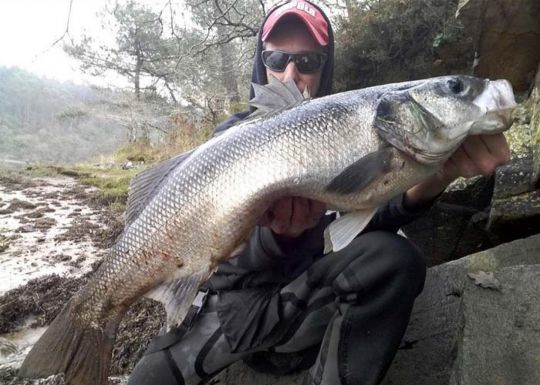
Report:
262,1,329,46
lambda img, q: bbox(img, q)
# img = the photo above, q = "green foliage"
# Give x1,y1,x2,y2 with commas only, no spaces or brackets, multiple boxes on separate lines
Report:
64,1,169,98
334,0,474,91
63,0,259,122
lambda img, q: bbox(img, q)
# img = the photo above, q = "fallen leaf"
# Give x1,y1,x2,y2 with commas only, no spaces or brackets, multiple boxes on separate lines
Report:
467,271,501,291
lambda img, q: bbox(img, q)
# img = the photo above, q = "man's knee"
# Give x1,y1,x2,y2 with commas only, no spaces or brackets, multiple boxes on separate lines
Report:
364,231,426,283
332,231,426,298
128,349,184,385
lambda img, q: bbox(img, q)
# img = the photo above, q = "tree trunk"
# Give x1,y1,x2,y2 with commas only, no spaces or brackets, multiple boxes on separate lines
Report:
134,40,143,100
217,24,240,105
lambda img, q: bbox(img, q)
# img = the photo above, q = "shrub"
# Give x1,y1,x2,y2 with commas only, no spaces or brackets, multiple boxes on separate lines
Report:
334,0,474,91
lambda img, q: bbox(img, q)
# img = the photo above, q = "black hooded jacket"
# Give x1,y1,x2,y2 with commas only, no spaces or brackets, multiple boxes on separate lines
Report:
202,1,434,353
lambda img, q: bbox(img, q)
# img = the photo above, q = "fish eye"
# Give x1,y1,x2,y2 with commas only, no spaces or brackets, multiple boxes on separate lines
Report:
447,78,464,94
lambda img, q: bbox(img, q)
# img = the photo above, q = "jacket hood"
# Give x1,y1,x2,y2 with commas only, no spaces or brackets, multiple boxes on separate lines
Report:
250,1,335,99
215,0,334,134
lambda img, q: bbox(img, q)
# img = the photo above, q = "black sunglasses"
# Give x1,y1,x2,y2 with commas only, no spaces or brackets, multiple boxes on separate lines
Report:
261,50,327,74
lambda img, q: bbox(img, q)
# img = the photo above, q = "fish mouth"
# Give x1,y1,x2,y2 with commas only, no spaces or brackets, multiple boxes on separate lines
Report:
470,107,516,135
471,79,517,134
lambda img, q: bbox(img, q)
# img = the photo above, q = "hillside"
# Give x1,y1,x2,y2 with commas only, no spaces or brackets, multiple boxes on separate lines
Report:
0,67,126,166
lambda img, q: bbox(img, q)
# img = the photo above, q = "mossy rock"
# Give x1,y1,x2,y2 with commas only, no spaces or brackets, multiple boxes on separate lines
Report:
530,87,540,185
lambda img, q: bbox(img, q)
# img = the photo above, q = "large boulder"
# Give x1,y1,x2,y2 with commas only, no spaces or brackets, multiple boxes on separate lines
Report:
382,233,540,385
456,0,540,92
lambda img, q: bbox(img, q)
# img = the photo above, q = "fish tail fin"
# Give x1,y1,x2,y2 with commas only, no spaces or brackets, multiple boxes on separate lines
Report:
19,302,117,385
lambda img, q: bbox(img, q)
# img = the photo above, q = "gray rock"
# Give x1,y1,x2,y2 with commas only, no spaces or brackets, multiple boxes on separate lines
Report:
492,155,536,200
402,200,496,266
402,122,540,265
487,189,540,241
382,233,540,385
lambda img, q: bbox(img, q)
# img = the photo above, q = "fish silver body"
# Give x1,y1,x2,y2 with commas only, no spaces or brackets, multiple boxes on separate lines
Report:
19,75,516,385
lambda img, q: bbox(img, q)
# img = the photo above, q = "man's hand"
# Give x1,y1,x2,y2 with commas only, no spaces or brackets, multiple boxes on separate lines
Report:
259,197,326,239
405,133,511,207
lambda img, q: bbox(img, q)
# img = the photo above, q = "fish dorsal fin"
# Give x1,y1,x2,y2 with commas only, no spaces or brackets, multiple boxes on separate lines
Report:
323,208,378,253
125,150,194,227
249,75,307,117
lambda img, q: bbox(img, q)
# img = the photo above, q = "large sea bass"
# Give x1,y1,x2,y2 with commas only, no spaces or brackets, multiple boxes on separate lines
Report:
19,75,515,384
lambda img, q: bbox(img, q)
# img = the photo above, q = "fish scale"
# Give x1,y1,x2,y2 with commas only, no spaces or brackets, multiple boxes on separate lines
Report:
19,75,516,385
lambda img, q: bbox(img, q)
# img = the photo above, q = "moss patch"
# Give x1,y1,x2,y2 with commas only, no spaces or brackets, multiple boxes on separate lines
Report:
530,87,540,185
56,165,139,207
505,102,533,156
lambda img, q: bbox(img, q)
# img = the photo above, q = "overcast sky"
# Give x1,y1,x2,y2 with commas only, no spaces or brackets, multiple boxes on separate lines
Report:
0,0,171,87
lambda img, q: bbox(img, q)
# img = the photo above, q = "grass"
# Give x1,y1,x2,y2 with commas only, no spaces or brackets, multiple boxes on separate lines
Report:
59,164,139,208
20,163,138,211
5,117,214,213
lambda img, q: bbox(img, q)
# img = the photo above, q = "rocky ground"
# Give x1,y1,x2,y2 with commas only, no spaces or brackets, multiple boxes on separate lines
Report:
0,174,165,385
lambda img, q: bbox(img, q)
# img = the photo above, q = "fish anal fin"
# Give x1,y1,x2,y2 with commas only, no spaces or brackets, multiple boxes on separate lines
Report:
19,302,115,385
145,269,210,328
323,208,378,253
326,148,395,194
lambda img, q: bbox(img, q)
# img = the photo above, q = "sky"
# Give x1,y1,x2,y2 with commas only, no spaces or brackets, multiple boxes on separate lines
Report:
0,0,173,87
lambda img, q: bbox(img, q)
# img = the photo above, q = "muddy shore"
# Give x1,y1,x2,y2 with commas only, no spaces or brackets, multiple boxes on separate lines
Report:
0,174,165,384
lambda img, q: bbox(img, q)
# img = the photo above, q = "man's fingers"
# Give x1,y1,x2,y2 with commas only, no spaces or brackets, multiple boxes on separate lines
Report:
462,135,494,176
270,197,293,234
449,146,477,178
264,197,325,238
289,197,309,232
480,133,510,164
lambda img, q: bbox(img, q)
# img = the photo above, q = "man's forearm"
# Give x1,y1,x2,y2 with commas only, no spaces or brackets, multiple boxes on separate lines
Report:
404,173,454,209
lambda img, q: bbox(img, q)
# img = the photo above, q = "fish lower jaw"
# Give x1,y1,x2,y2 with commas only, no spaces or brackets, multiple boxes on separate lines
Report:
392,143,450,166
412,151,452,165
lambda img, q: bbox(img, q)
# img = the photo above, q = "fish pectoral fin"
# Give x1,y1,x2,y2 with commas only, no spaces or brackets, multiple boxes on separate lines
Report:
325,147,395,194
323,208,378,254
145,269,210,328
